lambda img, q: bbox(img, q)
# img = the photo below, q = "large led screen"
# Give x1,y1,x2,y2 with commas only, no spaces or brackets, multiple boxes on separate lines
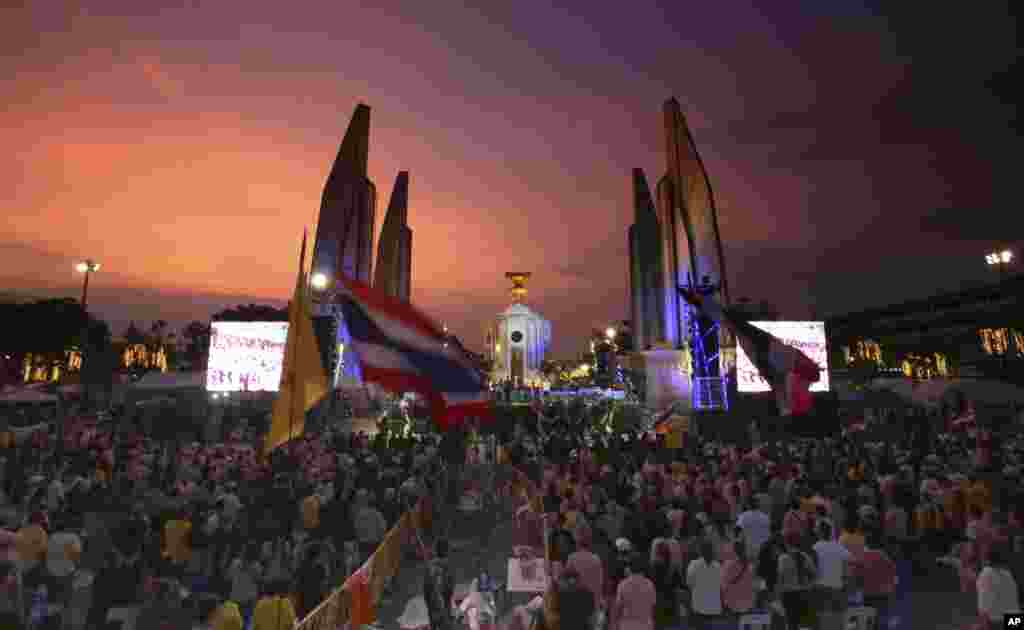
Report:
735,321,830,393
206,322,289,392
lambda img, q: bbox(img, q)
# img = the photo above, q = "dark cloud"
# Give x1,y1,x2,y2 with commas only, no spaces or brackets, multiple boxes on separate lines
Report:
917,208,1024,243
1,1,1018,359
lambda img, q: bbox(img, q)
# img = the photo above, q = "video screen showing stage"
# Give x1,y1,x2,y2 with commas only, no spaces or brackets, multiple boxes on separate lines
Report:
206,322,289,392
735,321,830,393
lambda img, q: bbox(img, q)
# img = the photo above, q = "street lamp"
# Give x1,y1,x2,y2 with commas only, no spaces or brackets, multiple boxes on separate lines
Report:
985,249,1015,365
310,271,329,291
985,250,1013,268
605,327,617,340
75,260,100,311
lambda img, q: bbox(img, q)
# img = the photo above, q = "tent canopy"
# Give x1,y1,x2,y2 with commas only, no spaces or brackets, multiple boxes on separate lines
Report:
0,388,58,404
131,371,205,390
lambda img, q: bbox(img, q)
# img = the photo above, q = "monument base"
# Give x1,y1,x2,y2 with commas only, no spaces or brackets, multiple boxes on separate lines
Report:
629,349,692,412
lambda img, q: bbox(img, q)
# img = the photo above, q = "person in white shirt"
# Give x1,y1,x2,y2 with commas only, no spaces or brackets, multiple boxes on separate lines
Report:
812,522,850,613
687,539,723,628
978,545,1020,627
737,501,771,560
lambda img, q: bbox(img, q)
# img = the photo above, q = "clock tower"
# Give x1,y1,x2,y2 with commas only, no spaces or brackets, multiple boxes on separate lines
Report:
485,273,552,386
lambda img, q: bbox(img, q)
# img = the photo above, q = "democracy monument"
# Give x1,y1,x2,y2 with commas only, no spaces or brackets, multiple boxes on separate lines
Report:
300,97,732,414
308,103,414,389
628,98,734,411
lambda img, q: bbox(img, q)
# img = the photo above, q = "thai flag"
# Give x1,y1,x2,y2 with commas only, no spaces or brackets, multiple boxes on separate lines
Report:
678,287,820,416
337,279,492,430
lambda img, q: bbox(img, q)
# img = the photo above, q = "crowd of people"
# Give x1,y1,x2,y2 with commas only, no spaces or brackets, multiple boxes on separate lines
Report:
490,400,1024,630
3,391,1023,630
0,401,452,630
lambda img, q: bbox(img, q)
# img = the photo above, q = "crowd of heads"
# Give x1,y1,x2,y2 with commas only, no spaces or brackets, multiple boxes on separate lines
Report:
0,400,453,629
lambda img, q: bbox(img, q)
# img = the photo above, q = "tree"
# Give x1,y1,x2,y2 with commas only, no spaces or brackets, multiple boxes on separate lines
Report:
124,321,145,345
0,298,107,383
211,304,288,322
149,320,168,347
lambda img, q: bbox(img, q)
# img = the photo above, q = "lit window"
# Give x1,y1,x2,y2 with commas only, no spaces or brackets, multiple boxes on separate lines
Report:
848,339,883,365
979,328,1011,355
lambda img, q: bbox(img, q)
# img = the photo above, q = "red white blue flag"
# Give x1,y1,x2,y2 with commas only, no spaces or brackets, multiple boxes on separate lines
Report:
678,287,820,416
337,279,492,430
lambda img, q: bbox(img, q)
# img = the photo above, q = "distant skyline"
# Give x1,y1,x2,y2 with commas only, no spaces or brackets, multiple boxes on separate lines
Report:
1,2,1018,358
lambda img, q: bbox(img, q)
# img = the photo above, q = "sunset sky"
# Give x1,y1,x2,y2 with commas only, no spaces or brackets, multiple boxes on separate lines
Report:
2,1,1018,357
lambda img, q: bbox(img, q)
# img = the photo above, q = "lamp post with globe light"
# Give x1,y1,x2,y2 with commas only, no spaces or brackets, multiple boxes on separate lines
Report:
985,249,1015,368
985,249,1013,283
73,260,100,410
308,270,340,420
75,260,100,311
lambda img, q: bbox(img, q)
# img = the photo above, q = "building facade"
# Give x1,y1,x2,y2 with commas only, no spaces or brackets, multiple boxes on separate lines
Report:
827,274,1024,381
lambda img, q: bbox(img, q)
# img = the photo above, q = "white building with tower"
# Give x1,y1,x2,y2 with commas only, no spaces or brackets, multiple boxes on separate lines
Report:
486,273,552,386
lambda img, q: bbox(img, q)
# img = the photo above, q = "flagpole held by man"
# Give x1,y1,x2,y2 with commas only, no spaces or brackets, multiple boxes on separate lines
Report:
333,277,493,433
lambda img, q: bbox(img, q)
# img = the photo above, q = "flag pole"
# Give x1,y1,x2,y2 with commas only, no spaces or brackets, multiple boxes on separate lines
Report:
290,229,309,445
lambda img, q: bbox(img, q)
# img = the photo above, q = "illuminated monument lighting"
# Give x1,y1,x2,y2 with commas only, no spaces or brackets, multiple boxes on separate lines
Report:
627,98,732,410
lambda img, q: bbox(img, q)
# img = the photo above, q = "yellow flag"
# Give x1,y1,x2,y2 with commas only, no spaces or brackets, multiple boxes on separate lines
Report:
265,231,329,454
666,415,689,449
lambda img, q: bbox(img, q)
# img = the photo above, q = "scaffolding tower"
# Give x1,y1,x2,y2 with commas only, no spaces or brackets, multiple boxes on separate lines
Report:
684,274,729,411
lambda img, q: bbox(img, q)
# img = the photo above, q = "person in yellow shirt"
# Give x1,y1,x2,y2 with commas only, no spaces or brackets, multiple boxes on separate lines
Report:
839,517,866,555
800,497,817,515
847,463,866,483
253,580,298,630
300,494,320,533
15,523,48,569
163,508,193,575
212,599,245,630
966,476,993,515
